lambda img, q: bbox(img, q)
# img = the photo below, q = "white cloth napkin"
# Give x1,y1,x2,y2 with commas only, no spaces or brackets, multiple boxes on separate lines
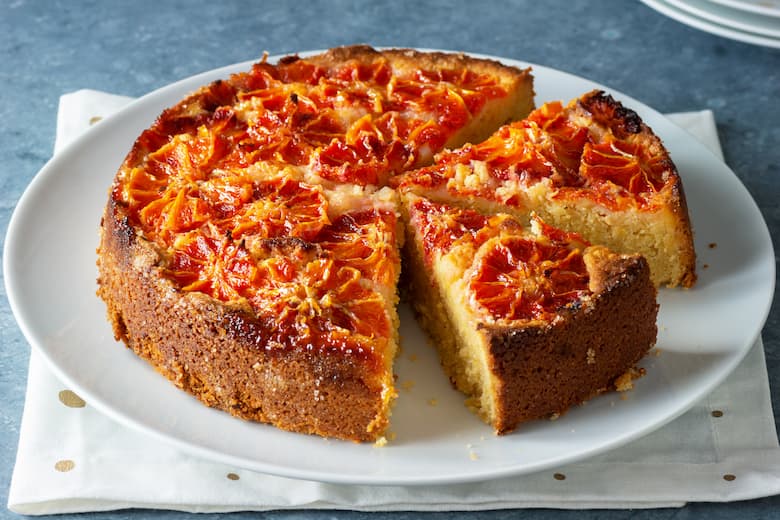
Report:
7,90,780,514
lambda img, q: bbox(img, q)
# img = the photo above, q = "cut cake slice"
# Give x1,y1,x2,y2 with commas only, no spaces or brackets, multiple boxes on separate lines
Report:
401,193,659,433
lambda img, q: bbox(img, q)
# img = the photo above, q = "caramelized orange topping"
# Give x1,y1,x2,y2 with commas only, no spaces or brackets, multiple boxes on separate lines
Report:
111,52,512,356
401,91,674,210
469,235,589,321
409,198,590,321
136,52,506,185
408,197,488,264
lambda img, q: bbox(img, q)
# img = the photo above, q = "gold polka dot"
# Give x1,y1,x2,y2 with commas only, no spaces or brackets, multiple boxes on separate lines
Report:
89,116,103,125
712,410,724,418
723,474,736,481
226,473,240,481
553,472,566,481
55,460,75,472
58,390,86,408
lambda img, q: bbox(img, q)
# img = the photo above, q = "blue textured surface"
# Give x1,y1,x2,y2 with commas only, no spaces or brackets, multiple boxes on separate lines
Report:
1,0,779,517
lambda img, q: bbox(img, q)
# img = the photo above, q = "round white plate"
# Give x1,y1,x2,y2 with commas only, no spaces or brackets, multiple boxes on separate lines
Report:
642,0,780,47
707,0,780,17
4,51,775,485
668,0,780,37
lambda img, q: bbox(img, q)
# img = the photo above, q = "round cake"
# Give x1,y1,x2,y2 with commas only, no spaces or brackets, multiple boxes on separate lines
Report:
97,46,687,442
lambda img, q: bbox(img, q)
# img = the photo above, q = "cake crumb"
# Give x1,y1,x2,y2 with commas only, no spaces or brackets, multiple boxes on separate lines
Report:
469,451,479,461
374,436,388,447
615,373,633,391
401,380,415,392
586,348,596,365
615,367,644,392
709,242,717,249
427,398,438,406
549,413,560,421
408,353,418,362
388,431,397,441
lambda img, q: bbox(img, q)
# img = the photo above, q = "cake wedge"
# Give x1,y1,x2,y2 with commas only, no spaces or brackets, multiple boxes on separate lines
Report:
401,193,659,433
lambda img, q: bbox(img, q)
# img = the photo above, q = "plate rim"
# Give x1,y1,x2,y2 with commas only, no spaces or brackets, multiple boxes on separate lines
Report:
707,0,780,17
4,49,776,485
665,0,780,37
641,0,780,47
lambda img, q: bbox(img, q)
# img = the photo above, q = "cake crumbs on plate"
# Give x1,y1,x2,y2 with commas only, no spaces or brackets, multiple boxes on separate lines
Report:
401,379,415,391
427,398,438,406
373,430,398,447
615,366,645,392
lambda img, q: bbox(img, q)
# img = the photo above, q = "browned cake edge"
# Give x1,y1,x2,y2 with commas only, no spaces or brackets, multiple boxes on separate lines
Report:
484,247,658,434
577,90,697,288
97,199,394,442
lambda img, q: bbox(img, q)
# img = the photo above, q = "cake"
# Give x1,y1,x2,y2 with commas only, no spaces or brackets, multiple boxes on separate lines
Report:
97,45,535,442
401,193,658,432
98,46,688,442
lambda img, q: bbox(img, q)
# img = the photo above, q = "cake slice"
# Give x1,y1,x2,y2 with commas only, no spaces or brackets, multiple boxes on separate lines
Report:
396,90,696,287
98,163,403,442
401,193,658,433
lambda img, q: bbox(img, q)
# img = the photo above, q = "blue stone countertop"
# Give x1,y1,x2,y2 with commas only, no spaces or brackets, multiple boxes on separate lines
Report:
1,0,779,518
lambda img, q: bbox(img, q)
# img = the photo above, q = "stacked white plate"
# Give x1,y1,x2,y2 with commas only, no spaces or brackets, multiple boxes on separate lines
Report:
641,0,780,48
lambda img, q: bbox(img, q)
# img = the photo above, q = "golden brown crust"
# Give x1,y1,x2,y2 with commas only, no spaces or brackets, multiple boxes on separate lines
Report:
305,45,529,84
484,250,657,433
98,200,391,442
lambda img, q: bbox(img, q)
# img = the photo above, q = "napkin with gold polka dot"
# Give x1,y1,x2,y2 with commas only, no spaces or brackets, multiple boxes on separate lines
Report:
7,90,780,513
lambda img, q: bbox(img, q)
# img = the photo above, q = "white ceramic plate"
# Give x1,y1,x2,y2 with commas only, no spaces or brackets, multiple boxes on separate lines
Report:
642,0,780,47
4,51,775,485
668,0,780,37
707,0,780,17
